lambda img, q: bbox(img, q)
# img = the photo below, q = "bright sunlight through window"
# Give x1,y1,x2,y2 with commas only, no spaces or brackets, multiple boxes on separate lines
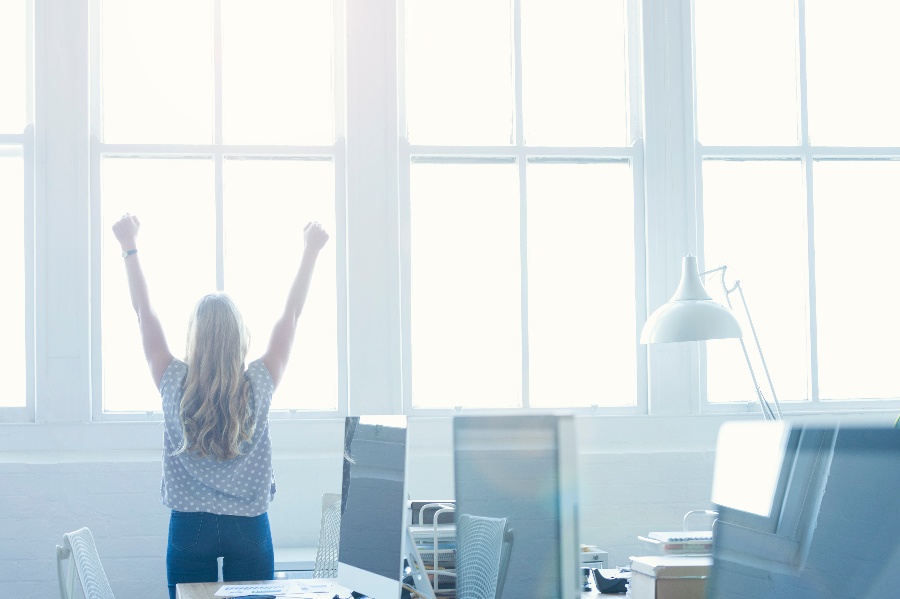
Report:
99,0,338,414
404,0,637,410
0,155,25,408
696,0,900,408
0,0,26,409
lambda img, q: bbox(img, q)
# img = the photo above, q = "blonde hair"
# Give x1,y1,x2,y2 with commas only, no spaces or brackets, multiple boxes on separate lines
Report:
175,292,255,460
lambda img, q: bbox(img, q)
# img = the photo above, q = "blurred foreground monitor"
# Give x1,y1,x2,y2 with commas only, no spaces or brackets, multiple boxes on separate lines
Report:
708,421,900,599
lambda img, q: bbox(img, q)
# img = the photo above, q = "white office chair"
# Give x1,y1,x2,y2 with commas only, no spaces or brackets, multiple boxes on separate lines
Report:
313,492,342,578
56,527,115,599
455,513,514,599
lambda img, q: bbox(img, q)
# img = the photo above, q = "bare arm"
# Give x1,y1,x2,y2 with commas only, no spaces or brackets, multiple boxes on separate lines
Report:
261,221,329,389
112,214,175,388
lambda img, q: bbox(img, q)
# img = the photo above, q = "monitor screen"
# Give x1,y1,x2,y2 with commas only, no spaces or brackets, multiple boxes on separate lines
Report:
711,420,791,518
708,423,900,599
337,415,409,599
453,414,581,599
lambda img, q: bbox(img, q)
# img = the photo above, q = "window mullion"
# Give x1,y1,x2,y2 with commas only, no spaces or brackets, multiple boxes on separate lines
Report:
214,0,225,291
345,0,401,415
796,0,819,405
804,154,819,405
88,0,105,420
518,151,529,409
642,0,699,415
796,0,810,148
20,125,36,422
34,0,92,423
397,0,412,414
512,0,530,409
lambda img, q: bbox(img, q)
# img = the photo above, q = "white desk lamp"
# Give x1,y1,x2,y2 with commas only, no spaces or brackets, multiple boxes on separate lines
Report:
641,255,782,420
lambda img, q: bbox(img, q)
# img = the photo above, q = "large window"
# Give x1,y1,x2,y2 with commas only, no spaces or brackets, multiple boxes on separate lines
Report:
95,0,341,416
12,0,900,426
401,0,642,411
696,0,900,409
0,0,30,417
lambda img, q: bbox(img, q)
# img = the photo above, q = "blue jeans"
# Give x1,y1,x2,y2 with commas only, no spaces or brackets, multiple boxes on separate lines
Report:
166,510,275,599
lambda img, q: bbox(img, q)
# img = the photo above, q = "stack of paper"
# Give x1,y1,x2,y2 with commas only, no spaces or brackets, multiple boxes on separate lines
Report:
637,531,713,555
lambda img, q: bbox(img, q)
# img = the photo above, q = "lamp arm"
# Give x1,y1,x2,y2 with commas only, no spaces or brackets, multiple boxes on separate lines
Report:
702,265,783,420
731,282,783,420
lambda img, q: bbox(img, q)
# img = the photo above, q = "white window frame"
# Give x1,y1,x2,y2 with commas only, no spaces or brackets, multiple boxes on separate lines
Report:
397,0,649,416
688,0,900,416
0,127,35,423
87,0,350,421
0,0,35,423
12,0,899,430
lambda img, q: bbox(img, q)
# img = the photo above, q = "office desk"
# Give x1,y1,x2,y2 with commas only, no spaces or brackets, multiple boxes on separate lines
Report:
176,580,612,599
175,581,223,599
176,580,330,599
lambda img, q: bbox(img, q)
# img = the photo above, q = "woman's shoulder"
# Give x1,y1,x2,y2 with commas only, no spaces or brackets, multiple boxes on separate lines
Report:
159,359,187,411
246,359,274,389
160,358,187,389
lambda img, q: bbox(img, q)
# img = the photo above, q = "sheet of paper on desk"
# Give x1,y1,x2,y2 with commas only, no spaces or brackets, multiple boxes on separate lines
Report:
215,582,293,596
214,580,334,597
281,580,334,597
216,581,335,598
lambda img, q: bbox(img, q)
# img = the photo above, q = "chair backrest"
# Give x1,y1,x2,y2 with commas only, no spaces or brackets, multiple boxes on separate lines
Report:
455,513,514,599
313,492,342,578
56,527,115,599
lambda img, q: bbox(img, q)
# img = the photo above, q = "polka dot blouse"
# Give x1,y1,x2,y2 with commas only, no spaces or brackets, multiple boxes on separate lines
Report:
159,359,276,516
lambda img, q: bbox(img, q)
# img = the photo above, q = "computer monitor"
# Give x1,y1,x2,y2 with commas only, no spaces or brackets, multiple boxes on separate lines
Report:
337,415,411,599
453,414,582,599
707,421,900,598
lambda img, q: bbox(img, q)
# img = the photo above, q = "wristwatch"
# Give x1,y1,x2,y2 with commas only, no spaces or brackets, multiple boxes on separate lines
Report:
122,249,138,258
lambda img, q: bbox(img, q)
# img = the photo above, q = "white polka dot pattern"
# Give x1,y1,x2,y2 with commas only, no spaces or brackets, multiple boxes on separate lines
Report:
158,359,276,516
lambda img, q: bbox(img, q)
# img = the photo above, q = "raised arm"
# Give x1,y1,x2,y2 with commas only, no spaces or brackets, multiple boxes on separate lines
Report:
112,213,175,388
261,221,329,389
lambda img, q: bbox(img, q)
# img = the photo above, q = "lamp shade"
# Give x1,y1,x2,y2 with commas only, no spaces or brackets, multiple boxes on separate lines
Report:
640,255,743,344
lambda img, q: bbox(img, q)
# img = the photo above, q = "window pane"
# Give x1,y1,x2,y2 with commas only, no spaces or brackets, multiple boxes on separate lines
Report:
222,0,334,145
223,158,337,411
521,0,627,147
813,161,900,400
410,162,521,408
806,1,900,146
405,0,513,145
0,154,25,407
102,158,216,412
0,1,26,133
694,0,799,146
702,160,809,406
527,162,635,408
102,0,213,143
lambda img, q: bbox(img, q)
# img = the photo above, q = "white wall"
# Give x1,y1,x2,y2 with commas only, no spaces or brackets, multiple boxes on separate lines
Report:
0,415,727,599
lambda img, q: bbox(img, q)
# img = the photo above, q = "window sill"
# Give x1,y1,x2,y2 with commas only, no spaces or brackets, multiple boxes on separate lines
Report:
1,407,895,457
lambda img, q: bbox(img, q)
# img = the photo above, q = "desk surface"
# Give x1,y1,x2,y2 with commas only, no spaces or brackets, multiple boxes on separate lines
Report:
175,581,224,599
175,580,612,599
176,580,336,599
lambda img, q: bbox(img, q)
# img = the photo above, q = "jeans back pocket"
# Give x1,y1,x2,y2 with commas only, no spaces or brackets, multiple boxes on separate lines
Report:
168,511,204,552
234,513,272,548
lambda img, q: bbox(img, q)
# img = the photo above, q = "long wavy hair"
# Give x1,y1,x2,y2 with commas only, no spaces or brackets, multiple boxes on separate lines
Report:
174,292,255,460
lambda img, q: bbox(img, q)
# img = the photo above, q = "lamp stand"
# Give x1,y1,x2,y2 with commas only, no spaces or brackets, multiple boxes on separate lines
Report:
703,265,783,421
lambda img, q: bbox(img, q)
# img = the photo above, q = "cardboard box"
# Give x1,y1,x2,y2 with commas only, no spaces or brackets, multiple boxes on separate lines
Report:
629,555,713,599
